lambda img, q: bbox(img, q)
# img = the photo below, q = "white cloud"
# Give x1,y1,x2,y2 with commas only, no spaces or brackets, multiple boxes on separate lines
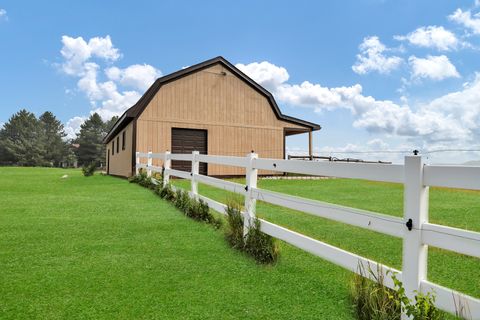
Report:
408,55,460,81
60,35,120,75
0,8,7,21
239,60,480,146
449,8,480,35
352,36,403,75
65,116,86,140
105,64,161,91
59,35,160,139
236,61,289,92
394,26,459,51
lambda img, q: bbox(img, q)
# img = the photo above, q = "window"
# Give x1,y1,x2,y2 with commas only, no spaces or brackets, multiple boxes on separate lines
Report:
112,141,114,155
116,136,119,153
122,131,126,150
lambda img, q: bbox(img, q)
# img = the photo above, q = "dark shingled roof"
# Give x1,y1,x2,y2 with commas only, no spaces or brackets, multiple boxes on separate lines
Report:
103,56,321,143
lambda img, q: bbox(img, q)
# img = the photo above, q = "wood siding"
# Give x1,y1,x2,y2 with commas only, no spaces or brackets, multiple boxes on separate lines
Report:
134,63,308,175
106,121,133,177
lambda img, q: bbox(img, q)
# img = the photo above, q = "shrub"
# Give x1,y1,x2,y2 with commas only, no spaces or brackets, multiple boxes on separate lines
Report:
156,183,175,201
225,199,245,250
186,198,222,229
350,263,444,320
392,274,443,320
224,198,279,264
173,189,191,213
82,163,96,177
351,263,400,320
128,171,147,183
244,218,279,264
128,172,156,189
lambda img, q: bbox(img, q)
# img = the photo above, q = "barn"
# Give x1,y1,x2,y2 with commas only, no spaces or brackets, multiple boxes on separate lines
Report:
103,56,321,177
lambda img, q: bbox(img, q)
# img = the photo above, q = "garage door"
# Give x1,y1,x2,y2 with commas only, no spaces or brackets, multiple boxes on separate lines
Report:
171,128,208,175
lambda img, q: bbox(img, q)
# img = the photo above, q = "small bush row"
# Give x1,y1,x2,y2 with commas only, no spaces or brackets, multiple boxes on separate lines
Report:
129,172,221,229
127,173,446,317
225,199,279,264
128,171,156,189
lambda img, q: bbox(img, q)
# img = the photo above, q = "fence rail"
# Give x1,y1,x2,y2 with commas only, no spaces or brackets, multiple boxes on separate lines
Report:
136,151,480,319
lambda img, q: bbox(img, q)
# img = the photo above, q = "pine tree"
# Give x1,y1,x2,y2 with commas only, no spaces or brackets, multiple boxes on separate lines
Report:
74,113,109,166
0,109,47,166
39,111,68,167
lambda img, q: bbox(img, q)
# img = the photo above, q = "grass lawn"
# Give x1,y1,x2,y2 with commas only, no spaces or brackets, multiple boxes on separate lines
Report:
172,176,480,301
1,167,354,319
1,168,478,319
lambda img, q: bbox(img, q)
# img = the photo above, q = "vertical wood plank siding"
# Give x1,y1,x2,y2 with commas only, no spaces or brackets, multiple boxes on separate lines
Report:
135,64,308,176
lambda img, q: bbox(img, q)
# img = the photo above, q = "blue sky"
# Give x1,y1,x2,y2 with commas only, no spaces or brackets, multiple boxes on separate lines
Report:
1,0,480,163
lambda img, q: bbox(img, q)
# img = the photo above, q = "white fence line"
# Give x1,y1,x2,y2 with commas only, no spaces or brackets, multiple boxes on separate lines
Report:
252,187,405,238
135,151,480,318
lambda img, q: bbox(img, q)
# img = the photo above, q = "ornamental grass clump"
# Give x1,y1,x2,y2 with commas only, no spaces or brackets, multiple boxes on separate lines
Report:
225,199,245,250
224,198,279,264
350,262,444,320
185,197,222,229
244,218,279,264
351,263,400,320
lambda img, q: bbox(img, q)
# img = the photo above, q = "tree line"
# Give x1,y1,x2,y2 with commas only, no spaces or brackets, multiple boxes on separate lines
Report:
0,109,117,167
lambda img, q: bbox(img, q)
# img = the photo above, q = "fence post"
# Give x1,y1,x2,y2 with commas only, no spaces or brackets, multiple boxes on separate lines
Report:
244,152,258,237
402,155,429,319
135,152,140,175
191,151,199,199
147,151,152,177
163,151,171,187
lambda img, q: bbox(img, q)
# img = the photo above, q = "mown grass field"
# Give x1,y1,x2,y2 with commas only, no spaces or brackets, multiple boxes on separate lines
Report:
1,167,478,319
172,176,480,300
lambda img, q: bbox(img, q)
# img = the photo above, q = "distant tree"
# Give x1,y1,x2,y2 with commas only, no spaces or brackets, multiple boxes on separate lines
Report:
39,111,68,167
74,113,117,166
0,109,48,166
105,116,119,132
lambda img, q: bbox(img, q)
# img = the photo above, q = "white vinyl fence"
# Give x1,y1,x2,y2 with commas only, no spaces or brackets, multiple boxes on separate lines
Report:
136,151,480,319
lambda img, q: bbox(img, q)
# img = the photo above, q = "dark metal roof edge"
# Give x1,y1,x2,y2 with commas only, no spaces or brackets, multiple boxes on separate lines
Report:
103,56,321,143
102,112,131,143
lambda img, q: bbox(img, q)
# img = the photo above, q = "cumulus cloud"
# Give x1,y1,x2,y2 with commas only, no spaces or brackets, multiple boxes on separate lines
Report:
238,60,480,145
105,64,162,91
60,35,120,75
59,35,161,138
449,8,480,35
352,36,403,75
408,55,460,81
64,116,86,140
236,61,289,92
394,26,459,51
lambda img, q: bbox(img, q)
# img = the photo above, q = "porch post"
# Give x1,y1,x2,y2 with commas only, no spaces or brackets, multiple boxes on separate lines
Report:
308,131,313,160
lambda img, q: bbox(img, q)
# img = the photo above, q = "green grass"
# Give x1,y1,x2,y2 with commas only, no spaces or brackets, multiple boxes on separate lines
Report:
1,168,478,319
172,177,480,301
1,168,354,319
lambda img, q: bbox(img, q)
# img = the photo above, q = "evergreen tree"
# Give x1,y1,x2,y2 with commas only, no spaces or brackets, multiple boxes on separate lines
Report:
0,109,48,166
74,113,110,166
39,111,68,167
104,116,119,132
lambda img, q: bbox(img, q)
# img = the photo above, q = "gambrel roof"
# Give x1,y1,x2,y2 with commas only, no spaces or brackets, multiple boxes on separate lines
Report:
103,56,321,143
